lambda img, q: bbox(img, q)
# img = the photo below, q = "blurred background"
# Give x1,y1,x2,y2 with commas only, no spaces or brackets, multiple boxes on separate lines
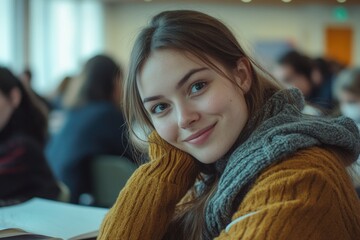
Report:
1,0,359,95
1,0,360,207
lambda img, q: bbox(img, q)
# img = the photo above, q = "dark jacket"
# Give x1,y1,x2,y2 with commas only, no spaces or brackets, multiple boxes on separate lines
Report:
46,101,133,203
0,134,60,206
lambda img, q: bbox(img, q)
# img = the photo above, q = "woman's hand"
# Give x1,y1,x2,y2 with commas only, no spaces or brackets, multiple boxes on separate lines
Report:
148,131,175,161
147,131,198,185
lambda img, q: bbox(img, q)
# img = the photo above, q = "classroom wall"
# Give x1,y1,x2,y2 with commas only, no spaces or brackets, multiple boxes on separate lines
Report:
104,2,360,70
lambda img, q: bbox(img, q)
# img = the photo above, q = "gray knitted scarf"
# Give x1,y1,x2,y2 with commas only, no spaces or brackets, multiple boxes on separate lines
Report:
202,88,360,239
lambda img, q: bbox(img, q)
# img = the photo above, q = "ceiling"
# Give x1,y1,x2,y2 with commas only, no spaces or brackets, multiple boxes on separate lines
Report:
102,0,360,5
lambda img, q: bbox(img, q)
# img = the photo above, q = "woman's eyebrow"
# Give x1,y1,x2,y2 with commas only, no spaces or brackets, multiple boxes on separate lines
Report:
176,67,208,89
142,67,208,104
143,95,163,103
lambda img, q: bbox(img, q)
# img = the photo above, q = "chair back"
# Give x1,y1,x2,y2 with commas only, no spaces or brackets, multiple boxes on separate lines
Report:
90,155,137,208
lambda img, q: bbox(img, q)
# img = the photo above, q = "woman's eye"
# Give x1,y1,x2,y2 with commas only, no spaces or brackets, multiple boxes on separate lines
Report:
190,82,207,94
151,103,168,114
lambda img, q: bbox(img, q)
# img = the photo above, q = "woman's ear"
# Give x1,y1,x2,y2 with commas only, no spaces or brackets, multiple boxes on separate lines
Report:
234,58,252,93
9,88,22,109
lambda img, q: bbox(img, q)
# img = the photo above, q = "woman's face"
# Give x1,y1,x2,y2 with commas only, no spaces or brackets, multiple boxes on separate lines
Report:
138,49,251,164
0,90,17,131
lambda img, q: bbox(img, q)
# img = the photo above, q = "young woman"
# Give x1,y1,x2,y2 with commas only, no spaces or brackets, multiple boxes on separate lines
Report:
46,55,134,203
98,10,360,239
0,66,60,206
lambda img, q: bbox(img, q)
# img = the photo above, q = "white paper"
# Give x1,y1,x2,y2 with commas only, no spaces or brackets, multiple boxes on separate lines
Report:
0,198,108,239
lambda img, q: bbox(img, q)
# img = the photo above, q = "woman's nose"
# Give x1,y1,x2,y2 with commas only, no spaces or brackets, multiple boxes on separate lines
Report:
177,105,200,129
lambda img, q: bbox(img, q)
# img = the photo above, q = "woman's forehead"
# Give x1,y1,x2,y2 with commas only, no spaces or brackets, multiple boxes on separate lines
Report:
137,49,231,88
137,50,205,90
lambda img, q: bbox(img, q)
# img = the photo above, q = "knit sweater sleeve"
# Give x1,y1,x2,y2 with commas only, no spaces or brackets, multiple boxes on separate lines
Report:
97,132,199,240
215,147,360,240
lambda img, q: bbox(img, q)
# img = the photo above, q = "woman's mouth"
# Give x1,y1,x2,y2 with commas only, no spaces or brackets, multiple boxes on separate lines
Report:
183,123,216,145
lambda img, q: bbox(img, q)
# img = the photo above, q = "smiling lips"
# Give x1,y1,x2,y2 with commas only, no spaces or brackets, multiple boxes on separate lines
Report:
183,123,216,145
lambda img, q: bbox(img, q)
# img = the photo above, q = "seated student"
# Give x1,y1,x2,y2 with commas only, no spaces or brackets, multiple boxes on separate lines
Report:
311,57,335,110
98,10,360,239
47,76,73,136
276,51,325,115
333,68,360,191
49,75,72,111
333,68,360,129
46,55,134,204
0,67,60,206
19,68,53,113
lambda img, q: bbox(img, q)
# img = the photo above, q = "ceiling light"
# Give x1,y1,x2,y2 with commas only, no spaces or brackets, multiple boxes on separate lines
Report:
282,0,292,2
337,0,347,3
241,0,252,3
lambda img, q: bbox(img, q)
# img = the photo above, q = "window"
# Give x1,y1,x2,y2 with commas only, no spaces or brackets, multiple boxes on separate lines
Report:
29,0,104,94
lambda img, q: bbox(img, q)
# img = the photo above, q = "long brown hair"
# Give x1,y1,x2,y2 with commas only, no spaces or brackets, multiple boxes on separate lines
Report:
0,66,48,145
63,55,122,109
123,10,283,239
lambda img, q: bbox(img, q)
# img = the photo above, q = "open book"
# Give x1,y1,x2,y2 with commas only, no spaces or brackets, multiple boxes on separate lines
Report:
0,198,108,239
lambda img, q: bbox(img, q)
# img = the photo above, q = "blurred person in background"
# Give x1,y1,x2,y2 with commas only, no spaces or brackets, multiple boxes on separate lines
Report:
311,57,335,110
20,68,52,112
328,59,346,77
0,66,60,206
45,55,134,204
50,75,73,110
333,68,360,191
276,50,324,115
47,76,73,136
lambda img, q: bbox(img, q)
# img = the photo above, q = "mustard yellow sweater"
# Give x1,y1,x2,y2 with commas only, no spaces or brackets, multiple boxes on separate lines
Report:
98,141,360,239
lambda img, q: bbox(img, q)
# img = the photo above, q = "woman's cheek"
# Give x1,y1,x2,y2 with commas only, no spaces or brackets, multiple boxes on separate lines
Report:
204,94,226,114
153,120,177,144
